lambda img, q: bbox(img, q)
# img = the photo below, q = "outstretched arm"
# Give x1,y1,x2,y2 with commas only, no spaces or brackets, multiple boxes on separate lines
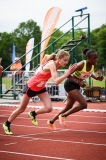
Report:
49,63,77,85
91,74,104,81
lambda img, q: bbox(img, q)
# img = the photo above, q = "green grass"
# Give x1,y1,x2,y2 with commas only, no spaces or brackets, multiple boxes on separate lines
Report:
1,76,106,91
2,77,11,89
86,77,106,88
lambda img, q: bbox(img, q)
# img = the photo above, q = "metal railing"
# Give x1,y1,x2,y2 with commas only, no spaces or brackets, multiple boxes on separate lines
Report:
1,69,106,102
0,13,91,99
1,70,67,100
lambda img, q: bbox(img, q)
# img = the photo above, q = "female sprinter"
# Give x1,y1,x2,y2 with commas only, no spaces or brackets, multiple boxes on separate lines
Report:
3,49,77,135
47,48,104,130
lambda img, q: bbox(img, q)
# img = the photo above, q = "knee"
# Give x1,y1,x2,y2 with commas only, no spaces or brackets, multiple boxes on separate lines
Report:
46,107,53,113
80,101,87,109
18,107,26,113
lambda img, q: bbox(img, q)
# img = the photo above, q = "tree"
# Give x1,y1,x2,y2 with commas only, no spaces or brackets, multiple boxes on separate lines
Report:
0,19,106,71
0,20,41,70
97,27,106,69
90,24,106,70
0,32,13,69
46,28,88,66
11,19,41,68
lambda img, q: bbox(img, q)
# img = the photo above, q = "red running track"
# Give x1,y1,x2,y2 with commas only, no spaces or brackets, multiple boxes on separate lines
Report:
0,103,106,160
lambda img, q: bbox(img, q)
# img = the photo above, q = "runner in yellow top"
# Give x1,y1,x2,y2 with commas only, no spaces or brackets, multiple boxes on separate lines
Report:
73,60,94,79
47,48,104,130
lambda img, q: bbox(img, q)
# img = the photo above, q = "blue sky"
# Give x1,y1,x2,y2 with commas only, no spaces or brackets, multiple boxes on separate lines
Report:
0,0,106,33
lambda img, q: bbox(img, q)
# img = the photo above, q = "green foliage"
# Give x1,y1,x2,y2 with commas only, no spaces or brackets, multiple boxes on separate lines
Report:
0,32,13,69
11,19,41,68
0,19,106,71
46,29,72,54
90,24,106,70
0,19,41,70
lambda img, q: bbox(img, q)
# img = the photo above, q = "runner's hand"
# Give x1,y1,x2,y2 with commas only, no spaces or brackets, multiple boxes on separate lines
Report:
68,63,77,74
96,76,104,81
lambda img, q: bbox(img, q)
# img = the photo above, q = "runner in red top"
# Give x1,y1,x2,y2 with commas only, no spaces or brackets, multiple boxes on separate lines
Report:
3,49,77,135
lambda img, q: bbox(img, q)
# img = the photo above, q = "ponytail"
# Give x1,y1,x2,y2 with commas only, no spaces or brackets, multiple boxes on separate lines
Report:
83,48,89,55
46,53,57,61
83,48,96,57
41,49,70,65
45,49,70,62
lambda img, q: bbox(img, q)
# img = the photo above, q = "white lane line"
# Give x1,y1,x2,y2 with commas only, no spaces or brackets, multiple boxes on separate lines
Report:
0,109,106,119
27,137,106,147
2,124,106,139
0,104,106,112
0,131,106,147
19,128,106,137
0,122,106,134
1,115,106,124
0,150,73,160
0,117,106,125
4,142,17,146
0,133,106,147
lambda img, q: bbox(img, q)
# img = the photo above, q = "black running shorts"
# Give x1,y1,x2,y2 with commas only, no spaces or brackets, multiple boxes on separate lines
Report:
22,83,47,98
64,78,80,93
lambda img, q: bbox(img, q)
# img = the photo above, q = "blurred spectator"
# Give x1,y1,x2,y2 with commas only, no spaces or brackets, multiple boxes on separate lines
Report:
10,57,22,89
0,58,3,77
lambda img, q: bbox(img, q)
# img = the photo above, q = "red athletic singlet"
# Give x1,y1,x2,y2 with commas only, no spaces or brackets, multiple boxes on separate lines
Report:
27,60,55,91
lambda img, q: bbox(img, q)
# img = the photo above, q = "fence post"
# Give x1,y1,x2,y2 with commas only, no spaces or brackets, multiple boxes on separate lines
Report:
89,77,91,86
0,76,2,98
105,79,106,100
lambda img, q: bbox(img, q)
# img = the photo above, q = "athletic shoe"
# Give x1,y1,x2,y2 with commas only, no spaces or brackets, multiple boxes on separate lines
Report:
47,120,56,130
59,115,66,126
3,123,13,135
28,111,38,126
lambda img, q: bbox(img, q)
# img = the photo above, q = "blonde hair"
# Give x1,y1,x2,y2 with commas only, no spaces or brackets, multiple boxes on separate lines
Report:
47,49,70,61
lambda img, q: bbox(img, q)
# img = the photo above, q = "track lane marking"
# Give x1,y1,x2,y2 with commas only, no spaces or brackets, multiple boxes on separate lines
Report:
0,104,106,112
4,142,17,146
27,137,106,147
0,150,73,160
0,109,106,119
0,122,106,134
1,119,106,126
0,129,106,147
0,134,106,147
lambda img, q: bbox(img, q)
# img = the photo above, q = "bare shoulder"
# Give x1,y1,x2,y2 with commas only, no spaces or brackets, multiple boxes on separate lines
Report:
77,61,84,70
43,60,56,71
46,60,55,68
41,54,51,65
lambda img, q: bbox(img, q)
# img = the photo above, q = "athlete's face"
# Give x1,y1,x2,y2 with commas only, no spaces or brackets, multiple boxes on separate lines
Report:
88,52,98,66
59,55,69,67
